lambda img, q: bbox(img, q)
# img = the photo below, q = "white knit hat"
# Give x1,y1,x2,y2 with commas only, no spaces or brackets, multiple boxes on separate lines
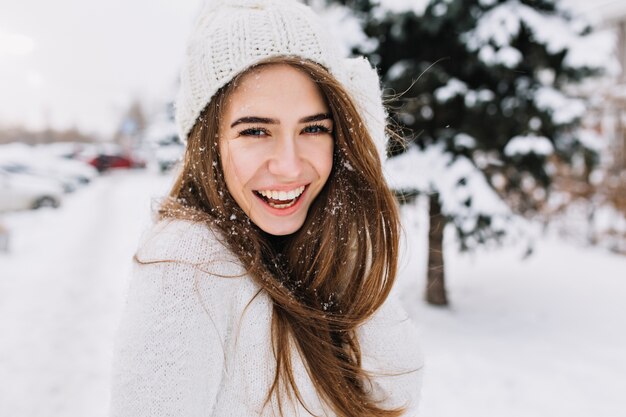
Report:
176,0,389,159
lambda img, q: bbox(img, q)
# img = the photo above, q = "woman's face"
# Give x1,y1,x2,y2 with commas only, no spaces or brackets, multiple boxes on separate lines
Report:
219,64,334,236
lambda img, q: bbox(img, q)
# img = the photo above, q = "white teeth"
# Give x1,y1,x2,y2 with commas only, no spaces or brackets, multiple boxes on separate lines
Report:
258,185,305,202
268,200,297,209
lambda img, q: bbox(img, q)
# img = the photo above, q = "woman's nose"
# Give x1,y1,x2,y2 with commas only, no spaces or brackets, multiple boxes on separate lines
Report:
267,136,303,179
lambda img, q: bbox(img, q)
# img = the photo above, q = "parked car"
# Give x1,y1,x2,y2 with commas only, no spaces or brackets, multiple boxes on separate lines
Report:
154,142,185,173
87,154,146,173
0,221,9,252
0,169,63,212
29,149,99,185
36,142,91,160
144,117,185,173
0,143,98,190
0,162,78,193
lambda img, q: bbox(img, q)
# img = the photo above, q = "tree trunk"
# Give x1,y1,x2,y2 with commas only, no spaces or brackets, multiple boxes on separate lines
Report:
426,193,448,306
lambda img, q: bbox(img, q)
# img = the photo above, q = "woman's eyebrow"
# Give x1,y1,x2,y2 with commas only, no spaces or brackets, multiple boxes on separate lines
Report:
230,116,278,128
299,113,332,123
230,113,332,128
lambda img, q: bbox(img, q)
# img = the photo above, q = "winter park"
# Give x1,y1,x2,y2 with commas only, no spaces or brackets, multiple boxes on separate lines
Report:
1,1,626,416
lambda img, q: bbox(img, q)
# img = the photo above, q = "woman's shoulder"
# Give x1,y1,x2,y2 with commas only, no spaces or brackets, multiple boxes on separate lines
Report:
127,218,253,316
135,218,242,272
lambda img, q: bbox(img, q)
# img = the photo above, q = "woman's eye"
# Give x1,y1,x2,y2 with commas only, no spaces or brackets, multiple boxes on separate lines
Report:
302,124,331,134
239,127,269,137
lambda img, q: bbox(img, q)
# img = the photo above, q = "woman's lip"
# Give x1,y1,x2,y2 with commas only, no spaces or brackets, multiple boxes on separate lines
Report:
253,183,310,192
253,185,309,216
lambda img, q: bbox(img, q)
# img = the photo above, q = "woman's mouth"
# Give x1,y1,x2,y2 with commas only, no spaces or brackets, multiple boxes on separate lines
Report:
253,185,307,209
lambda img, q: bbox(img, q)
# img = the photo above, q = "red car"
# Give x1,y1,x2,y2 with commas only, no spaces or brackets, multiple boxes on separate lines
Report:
88,154,146,173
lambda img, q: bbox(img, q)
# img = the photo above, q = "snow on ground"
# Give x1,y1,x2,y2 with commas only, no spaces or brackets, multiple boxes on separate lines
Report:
397,199,626,417
1,171,625,417
0,171,173,417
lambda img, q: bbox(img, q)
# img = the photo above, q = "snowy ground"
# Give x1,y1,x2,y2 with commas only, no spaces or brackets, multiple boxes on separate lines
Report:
0,170,625,417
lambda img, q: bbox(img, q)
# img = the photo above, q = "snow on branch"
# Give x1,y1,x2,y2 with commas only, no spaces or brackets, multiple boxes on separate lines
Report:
463,1,614,71
434,79,468,102
576,129,604,153
372,0,430,17
314,4,378,55
504,134,554,157
563,29,617,71
534,86,585,125
384,144,511,228
477,44,522,68
434,78,496,106
386,59,414,81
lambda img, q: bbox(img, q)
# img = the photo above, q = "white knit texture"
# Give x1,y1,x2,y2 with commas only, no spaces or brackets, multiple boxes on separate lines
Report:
109,219,423,417
341,57,389,160
175,0,390,160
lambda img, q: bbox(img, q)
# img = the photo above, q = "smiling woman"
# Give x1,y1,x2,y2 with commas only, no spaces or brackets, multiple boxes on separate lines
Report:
109,1,423,416
219,64,334,236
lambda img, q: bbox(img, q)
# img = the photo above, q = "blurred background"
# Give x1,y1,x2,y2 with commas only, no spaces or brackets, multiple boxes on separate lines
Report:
1,0,625,416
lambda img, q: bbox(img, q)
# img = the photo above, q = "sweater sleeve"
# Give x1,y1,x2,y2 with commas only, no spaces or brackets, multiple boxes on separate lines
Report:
109,220,244,417
357,292,424,416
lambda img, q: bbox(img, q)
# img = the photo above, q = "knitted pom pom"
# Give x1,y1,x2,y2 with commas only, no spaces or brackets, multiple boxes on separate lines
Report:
341,57,388,160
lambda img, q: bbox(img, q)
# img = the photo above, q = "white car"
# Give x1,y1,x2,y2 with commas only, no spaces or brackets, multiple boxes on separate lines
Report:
144,116,185,172
0,161,78,193
0,169,63,212
34,153,98,185
0,143,99,191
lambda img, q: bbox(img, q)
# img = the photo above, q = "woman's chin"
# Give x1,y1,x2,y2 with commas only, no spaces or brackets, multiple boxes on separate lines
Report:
249,208,307,236
255,218,305,236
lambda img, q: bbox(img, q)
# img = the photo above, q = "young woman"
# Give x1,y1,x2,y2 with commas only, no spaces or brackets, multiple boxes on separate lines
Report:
110,1,423,416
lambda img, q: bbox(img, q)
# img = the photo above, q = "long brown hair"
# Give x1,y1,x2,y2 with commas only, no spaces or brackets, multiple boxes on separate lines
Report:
159,57,405,417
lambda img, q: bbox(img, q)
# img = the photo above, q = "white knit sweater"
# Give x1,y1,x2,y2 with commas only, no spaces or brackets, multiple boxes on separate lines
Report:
109,219,423,417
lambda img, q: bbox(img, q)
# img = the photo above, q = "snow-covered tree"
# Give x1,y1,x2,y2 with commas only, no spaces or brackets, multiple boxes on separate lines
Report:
322,0,612,305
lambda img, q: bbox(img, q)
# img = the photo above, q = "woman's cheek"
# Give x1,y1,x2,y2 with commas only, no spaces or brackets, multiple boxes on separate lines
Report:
310,138,334,181
230,144,265,183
